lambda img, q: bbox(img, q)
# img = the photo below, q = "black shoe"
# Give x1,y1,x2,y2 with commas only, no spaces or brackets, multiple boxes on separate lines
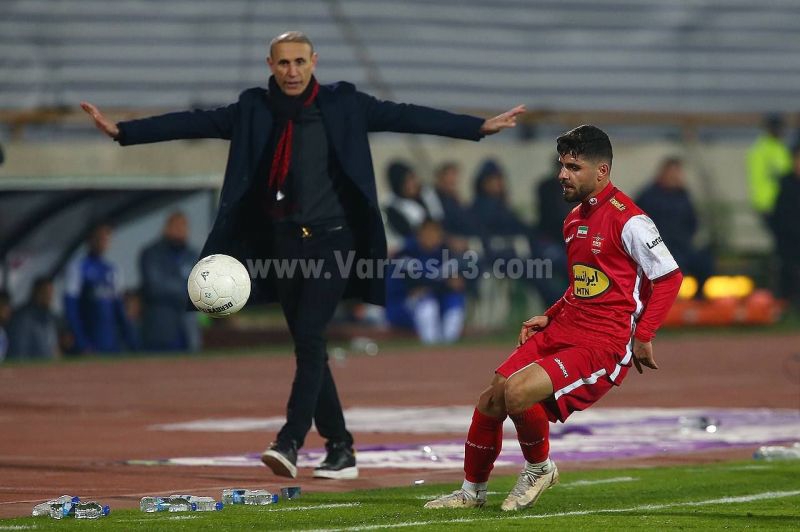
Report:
313,441,358,479
261,440,298,478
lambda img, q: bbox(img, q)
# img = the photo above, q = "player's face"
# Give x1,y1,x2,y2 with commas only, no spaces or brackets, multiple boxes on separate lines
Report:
268,42,318,96
558,154,608,202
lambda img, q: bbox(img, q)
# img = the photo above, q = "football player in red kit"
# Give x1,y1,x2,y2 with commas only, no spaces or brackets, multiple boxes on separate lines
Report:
425,125,683,511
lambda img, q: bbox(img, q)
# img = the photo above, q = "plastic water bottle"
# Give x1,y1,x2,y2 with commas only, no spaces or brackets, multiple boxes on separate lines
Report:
49,500,76,519
32,495,79,516
170,495,223,512
222,488,278,505
140,496,196,512
753,442,800,461
74,502,110,519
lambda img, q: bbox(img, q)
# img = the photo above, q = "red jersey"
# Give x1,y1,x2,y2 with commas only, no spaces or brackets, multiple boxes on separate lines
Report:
547,183,680,351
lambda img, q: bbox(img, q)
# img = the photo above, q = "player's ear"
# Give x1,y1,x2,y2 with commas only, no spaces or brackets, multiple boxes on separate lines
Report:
311,52,319,69
597,162,610,180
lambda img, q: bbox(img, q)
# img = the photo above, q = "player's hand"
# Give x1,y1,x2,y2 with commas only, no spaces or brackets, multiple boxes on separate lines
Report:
518,315,549,346
480,105,526,135
80,101,120,139
631,338,658,374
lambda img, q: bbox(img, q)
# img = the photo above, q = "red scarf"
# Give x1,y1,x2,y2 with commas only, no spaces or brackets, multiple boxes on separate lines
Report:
267,76,320,198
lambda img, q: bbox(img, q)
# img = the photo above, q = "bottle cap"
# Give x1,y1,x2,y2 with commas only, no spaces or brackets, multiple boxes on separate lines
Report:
102,505,111,516
215,502,224,511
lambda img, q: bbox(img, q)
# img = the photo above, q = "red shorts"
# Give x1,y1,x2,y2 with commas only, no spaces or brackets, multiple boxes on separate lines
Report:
496,320,630,423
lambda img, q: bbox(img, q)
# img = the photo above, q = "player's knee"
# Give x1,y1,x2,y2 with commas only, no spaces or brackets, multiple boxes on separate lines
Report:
504,377,528,416
477,379,506,417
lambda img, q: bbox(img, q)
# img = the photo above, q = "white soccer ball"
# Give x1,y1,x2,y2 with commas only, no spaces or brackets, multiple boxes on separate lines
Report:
187,254,251,317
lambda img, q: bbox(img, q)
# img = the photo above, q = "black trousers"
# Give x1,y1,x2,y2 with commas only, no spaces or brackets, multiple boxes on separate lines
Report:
272,221,354,449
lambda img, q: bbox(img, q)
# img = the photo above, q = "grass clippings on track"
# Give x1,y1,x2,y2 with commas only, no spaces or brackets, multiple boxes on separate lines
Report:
4,460,799,530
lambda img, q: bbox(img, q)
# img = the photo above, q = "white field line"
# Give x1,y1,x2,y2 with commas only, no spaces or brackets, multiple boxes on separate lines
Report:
315,490,800,532
559,476,638,489
415,477,639,499
264,503,361,512
116,503,361,523
0,526,36,531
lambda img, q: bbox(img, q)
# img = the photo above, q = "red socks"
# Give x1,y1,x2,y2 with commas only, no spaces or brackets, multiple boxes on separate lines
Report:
463,404,551,483
464,408,505,483
510,403,550,463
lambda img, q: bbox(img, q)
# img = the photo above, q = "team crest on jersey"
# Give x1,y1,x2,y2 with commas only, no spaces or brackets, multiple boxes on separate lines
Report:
572,263,611,298
591,234,604,254
577,225,589,238
610,197,626,211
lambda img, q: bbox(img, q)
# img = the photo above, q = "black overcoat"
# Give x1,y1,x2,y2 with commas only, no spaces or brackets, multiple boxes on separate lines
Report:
117,82,485,305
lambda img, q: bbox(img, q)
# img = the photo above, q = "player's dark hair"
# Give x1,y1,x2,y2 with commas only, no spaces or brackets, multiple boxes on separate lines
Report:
556,125,613,166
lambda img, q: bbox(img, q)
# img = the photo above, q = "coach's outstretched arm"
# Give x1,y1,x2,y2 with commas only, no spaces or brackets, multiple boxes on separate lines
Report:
80,101,237,145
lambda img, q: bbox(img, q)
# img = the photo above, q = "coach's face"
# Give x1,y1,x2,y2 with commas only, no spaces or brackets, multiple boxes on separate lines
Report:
558,154,609,203
268,42,318,96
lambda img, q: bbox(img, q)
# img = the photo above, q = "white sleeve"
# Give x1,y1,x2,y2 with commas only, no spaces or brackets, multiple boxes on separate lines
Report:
621,214,679,280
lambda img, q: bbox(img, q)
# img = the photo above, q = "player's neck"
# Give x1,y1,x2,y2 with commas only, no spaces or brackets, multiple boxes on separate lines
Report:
582,180,612,204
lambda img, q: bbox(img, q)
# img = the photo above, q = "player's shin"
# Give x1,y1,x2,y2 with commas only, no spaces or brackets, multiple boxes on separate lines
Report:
510,403,550,464
463,408,505,492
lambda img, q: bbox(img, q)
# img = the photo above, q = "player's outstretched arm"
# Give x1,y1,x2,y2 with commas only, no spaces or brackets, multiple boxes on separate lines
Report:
480,105,527,136
631,338,657,373
81,101,119,139
518,314,549,346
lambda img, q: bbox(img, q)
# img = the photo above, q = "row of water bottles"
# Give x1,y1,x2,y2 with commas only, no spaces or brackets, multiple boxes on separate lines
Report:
32,496,110,520
140,489,279,513
32,488,284,519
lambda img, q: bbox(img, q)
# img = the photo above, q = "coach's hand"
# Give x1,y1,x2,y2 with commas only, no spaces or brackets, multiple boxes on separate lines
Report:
80,101,120,139
631,338,658,373
518,315,549,346
481,105,527,135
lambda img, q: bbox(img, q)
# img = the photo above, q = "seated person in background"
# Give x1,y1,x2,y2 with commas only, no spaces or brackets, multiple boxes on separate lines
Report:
139,211,201,352
429,161,483,238
773,145,800,309
383,161,437,238
64,223,139,354
469,158,531,240
7,277,60,361
636,157,714,296
386,220,466,344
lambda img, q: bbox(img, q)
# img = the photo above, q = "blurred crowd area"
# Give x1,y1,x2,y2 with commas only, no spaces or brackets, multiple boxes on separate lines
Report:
1,0,798,359
1,113,799,361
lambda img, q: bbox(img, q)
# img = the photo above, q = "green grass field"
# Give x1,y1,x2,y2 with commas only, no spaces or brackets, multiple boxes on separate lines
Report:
6,460,799,531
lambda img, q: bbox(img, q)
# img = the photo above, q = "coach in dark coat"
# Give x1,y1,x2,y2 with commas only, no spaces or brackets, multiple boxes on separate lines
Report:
81,31,523,480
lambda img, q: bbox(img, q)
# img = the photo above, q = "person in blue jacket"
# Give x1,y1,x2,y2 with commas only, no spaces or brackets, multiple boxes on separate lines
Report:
386,220,467,344
63,224,138,354
81,31,523,480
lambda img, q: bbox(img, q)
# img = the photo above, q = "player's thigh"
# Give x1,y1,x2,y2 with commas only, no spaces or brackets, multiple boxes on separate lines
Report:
504,362,554,415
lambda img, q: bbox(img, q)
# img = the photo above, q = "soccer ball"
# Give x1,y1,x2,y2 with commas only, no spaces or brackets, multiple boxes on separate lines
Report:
187,254,251,317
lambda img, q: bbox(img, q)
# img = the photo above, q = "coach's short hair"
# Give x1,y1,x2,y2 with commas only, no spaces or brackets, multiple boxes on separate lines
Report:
556,125,613,166
269,31,314,57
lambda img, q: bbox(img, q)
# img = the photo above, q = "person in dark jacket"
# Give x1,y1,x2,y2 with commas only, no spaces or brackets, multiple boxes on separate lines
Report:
773,145,800,308
470,159,530,237
139,212,200,352
81,31,524,480
431,161,482,238
636,157,713,296
7,277,60,361
383,161,433,238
